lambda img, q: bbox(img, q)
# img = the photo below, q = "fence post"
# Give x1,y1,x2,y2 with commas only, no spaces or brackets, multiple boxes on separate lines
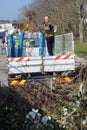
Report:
18,32,24,57
9,35,15,57
39,32,45,56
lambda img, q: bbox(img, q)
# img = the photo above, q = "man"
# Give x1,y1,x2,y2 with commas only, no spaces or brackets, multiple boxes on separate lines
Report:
43,16,54,56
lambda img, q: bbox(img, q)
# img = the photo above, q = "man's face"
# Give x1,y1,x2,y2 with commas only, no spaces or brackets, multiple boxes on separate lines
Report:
44,16,49,23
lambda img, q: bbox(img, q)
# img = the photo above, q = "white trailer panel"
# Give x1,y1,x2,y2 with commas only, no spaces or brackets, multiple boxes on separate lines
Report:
8,54,75,74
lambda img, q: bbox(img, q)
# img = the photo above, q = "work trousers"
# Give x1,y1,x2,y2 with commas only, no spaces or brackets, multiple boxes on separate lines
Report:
46,36,54,56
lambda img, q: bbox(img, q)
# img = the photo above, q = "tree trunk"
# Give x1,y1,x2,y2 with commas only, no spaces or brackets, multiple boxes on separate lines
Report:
79,17,84,44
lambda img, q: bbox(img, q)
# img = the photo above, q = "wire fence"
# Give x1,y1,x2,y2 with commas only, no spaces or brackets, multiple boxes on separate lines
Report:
55,32,74,55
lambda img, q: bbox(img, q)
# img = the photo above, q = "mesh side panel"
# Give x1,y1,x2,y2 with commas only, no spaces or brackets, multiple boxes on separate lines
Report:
55,33,74,55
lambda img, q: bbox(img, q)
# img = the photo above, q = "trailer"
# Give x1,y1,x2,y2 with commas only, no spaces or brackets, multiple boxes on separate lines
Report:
6,31,75,86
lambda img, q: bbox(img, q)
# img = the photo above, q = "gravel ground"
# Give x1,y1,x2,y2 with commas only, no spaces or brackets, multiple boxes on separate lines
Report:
0,39,8,86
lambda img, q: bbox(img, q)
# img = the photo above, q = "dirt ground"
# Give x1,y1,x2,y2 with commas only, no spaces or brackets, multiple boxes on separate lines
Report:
0,39,8,86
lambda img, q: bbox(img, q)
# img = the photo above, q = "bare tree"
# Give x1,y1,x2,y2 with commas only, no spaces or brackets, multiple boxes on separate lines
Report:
18,0,87,41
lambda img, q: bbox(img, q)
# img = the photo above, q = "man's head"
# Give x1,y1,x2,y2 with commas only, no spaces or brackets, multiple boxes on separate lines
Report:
44,16,50,23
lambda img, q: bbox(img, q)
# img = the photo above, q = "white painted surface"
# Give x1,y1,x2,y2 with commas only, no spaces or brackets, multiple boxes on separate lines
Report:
8,55,75,74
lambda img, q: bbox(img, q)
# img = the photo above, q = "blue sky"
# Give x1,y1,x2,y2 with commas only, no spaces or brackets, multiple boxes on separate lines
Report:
0,0,30,20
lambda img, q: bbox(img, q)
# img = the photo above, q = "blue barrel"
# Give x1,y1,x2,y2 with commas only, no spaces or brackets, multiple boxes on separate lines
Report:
9,35,15,57
39,32,45,56
18,32,24,57
2,47,6,55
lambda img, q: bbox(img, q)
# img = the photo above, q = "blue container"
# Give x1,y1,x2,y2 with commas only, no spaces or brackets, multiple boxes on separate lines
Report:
9,35,15,57
39,32,45,56
18,32,24,57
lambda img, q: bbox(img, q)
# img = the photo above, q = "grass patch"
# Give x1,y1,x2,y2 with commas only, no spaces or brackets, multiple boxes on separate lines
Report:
74,39,87,58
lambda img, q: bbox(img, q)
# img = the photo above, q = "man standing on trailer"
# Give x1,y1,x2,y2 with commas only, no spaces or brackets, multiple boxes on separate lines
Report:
43,16,54,56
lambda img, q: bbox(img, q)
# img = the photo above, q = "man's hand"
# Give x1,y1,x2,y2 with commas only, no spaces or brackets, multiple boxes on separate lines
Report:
44,26,50,31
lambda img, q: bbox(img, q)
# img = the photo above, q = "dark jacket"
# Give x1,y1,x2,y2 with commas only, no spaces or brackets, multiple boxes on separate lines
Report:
44,23,54,38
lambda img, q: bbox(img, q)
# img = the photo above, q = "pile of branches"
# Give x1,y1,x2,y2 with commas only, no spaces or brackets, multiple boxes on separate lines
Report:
0,65,87,130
